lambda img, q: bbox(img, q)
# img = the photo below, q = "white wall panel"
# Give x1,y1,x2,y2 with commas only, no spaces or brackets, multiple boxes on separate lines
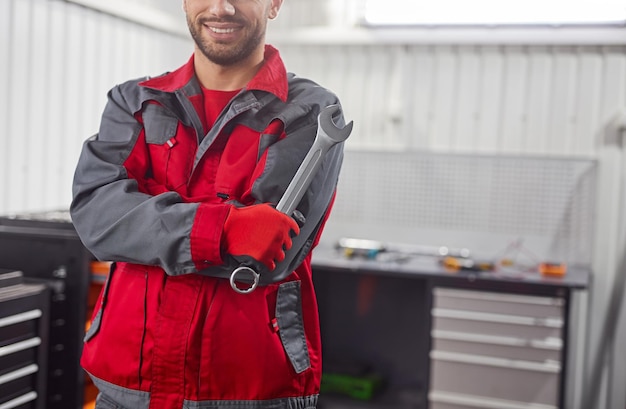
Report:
277,42,626,158
0,0,12,211
0,0,191,215
406,46,435,150
600,49,626,122
498,46,528,153
342,46,369,148
547,48,578,154
474,46,504,153
363,46,395,148
80,5,99,140
573,50,602,154
7,0,32,212
281,43,626,157
279,42,624,156
430,46,457,150
524,47,552,153
452,46,481,152
62,3,84,208
92,12,112,131
29,0,50,210
45,0,68,209
381,47,406,149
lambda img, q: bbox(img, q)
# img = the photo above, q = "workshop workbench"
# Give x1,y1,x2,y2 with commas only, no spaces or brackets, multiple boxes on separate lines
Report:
311,245,591,409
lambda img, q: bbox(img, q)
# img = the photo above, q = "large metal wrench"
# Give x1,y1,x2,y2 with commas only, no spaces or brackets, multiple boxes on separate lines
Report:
230,104,353,294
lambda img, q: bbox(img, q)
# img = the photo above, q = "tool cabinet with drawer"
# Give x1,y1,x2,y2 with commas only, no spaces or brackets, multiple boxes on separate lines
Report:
311,246,589,409
429,287,566,409
0,269,50,409
0,213,93,409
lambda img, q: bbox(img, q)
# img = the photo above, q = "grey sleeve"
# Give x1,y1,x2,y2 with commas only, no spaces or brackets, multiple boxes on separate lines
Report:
70,85,205,276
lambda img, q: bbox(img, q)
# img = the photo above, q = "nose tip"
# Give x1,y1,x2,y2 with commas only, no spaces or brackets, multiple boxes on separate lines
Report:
209,0,236,16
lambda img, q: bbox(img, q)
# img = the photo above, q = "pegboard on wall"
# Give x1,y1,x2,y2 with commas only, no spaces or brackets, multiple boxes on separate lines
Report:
325,150,597,265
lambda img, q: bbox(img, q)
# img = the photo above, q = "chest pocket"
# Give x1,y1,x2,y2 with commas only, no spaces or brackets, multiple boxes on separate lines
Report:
142,103,184,189
143,103,178,144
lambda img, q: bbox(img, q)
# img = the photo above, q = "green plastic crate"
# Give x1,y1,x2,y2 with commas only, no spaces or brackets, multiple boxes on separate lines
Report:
320,372,384,400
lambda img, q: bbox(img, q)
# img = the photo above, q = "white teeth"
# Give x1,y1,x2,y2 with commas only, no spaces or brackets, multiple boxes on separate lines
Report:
210,27,236,34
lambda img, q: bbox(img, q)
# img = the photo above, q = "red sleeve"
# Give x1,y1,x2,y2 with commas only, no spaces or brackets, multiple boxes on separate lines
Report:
190,203,232,270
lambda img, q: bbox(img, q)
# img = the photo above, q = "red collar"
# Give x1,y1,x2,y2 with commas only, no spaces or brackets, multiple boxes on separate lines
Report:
139,45,288,102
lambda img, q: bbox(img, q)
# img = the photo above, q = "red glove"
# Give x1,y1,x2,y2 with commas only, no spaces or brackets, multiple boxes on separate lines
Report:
222,204,300,271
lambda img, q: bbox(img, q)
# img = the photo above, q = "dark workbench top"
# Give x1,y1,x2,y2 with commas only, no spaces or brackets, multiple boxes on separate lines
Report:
311,244,591,292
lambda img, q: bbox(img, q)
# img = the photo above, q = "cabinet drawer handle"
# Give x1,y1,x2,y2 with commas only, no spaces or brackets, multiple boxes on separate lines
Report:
0,310,42,328
0,364,38,385
0,391,38,409
431,350,560,373
429,390,557,409
434,288,564,307
0,337,42,357
432,308,563,328
432,329,562,350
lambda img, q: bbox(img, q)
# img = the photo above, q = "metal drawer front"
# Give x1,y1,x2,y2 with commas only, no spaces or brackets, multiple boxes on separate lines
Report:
0,391,37,409
0,338,41,379
432,313,562,341
0,311,41,349
430,351,559,405
0,311,42,329
0,364,38,386
432,330,561,363
0,364,38,409
433,288,563,318
429,390,557,409
0,339,41,358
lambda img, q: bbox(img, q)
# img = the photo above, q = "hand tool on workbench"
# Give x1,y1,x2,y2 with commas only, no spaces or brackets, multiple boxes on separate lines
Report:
230,105,353,294
336,237,471,260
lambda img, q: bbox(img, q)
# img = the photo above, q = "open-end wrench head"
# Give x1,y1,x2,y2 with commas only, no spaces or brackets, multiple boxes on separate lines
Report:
318,105,353,143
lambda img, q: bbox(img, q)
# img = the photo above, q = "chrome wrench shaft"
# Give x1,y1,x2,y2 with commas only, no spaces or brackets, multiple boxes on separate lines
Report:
230,104,353,294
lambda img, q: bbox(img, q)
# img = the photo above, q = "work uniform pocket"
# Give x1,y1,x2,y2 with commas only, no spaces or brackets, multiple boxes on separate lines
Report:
142,104,180,188
143,104,178,145
276,281,311,374
84,263,116,342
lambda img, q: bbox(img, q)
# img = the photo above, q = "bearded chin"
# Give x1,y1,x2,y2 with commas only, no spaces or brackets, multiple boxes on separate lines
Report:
188,21,264,67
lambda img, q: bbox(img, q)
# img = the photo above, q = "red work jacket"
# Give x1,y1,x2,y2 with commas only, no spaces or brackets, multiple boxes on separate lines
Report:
70,45,346,409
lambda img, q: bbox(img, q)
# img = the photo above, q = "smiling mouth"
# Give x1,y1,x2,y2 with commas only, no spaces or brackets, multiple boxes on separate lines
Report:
209,27,237,34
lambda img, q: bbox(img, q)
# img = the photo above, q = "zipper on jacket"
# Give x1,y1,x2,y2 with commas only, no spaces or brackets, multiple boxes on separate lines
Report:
217,193,229,200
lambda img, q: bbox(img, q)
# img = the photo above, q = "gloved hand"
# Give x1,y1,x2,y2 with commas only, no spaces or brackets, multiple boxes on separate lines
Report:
222,204,300,271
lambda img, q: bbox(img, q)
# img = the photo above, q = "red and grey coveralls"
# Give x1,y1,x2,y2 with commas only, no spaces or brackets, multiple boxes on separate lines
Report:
70,45,346,409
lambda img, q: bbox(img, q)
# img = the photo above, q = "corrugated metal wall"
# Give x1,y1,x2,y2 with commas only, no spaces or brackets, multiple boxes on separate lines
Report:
2,0,626,408
277,43,626,155
3,0,625,214
0,0,190,214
